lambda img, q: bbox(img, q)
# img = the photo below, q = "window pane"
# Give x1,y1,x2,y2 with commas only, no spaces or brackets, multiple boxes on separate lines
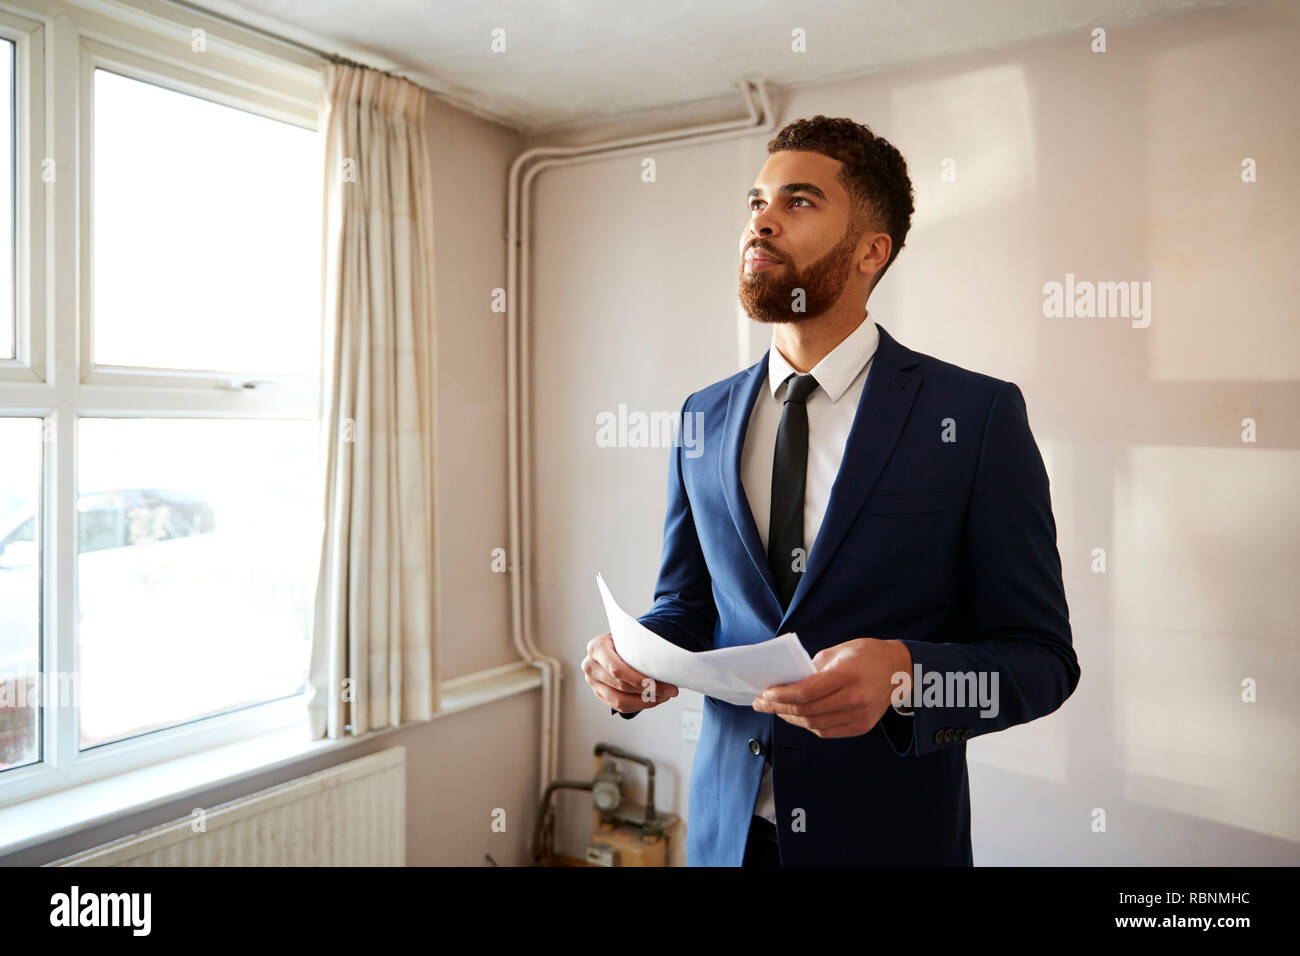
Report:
91,69,321,376
0,40,14,361
0,418,42,772
77,418,321,749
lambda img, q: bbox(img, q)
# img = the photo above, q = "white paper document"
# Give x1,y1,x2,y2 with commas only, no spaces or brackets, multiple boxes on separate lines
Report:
596,571,817,707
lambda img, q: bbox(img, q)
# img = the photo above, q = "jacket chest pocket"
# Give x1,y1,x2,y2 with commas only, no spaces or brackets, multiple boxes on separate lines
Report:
860,491,956,515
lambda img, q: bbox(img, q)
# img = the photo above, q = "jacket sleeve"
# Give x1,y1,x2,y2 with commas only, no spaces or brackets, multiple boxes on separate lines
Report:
612,391,718,720
881,381,1081,755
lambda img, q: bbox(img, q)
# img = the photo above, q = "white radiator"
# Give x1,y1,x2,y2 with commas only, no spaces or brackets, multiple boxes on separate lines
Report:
49,746,406,866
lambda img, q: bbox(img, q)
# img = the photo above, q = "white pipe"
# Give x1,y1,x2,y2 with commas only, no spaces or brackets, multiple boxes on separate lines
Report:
506,79,778,801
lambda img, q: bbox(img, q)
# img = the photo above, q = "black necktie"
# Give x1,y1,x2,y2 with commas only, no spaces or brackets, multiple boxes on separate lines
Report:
768,372,819,610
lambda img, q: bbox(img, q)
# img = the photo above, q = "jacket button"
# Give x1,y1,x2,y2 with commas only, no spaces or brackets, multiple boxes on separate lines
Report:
748,738,762,756
932,729,945,744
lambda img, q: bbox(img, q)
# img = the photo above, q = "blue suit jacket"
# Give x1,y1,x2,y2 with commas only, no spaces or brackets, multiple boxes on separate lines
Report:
615,322,1080,866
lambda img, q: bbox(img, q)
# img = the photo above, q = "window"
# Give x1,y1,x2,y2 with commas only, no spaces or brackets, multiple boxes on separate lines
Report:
0,419,42,773
77,418,319,750
0,1,325,806
0,38,13,361
91,69,321,376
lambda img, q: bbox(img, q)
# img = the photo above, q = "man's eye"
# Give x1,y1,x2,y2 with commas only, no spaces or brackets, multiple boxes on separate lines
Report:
749,197,811,211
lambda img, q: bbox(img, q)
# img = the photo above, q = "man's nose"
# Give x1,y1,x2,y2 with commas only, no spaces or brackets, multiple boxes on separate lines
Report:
745,216,777,243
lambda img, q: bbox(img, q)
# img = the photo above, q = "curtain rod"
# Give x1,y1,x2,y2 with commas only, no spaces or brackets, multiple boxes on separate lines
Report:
157,0,431,87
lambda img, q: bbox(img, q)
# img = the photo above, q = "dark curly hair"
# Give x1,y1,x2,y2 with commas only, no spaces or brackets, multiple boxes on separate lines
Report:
766,115,914,287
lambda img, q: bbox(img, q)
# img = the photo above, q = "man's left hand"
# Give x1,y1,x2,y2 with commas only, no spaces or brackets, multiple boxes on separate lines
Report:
751,638,912,738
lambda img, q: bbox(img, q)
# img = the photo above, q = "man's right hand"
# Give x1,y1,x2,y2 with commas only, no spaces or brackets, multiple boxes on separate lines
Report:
582,632,678,714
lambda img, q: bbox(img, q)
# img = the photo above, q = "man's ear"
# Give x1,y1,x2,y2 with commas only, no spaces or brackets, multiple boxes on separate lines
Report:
861,232,890,277
863,231,894,273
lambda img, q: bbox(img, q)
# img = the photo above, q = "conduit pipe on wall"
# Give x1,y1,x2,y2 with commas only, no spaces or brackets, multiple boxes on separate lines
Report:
505,79,779,799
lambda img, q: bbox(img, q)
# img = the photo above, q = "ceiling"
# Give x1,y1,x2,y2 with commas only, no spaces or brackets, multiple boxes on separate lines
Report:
184,0,1253,133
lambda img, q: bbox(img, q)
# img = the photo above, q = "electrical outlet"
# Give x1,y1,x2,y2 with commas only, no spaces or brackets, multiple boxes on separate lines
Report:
680,709,702,742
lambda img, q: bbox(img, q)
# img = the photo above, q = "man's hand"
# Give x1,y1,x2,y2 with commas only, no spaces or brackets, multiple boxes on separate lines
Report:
751,638,912,738
582,632,679,714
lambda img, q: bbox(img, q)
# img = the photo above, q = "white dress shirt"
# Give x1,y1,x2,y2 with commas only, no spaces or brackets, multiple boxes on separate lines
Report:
741,309,879,824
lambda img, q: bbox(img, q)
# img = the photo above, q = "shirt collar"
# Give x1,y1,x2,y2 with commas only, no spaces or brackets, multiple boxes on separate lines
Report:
767,309,879,403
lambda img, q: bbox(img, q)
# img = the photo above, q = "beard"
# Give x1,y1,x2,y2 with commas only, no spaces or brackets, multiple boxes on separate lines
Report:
738,223,862,324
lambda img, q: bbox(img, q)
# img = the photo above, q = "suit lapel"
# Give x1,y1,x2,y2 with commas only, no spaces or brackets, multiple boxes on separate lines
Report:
718,322,923,629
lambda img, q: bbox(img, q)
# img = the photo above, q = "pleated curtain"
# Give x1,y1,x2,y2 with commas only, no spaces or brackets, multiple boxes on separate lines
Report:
309,61,439,739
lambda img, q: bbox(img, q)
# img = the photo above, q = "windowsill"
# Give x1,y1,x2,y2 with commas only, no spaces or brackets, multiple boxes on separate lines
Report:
0,659,543,858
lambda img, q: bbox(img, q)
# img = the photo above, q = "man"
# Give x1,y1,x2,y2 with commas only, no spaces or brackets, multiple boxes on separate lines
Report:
582,115,1080,866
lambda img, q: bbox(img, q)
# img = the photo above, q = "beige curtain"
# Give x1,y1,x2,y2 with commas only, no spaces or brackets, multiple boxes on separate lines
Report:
309,62,439,740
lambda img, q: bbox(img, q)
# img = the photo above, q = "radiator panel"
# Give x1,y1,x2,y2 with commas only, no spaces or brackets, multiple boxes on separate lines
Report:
50,746,406,867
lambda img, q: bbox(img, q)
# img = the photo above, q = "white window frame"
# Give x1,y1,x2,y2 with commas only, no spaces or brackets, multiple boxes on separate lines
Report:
0,6,46,383
0,0,327,809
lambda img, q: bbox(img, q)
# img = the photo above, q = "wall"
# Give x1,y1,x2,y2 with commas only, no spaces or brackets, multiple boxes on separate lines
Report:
530,0,1300,865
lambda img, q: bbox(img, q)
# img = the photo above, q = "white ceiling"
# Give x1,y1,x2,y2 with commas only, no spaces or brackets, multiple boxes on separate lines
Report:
187,0,1252,133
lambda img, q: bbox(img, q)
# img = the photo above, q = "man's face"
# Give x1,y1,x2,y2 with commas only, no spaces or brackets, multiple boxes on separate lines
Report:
738,150,864,324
